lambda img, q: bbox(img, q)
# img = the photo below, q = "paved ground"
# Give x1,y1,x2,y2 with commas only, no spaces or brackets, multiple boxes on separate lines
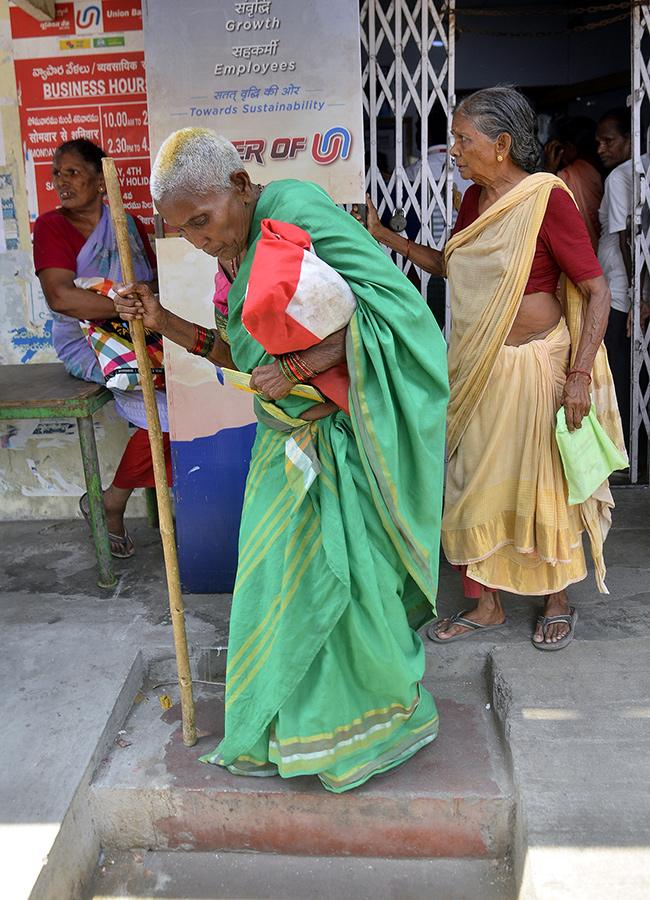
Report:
1,484,649,899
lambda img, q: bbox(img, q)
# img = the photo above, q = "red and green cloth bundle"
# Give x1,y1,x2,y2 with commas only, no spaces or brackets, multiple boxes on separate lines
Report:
242,218,357,413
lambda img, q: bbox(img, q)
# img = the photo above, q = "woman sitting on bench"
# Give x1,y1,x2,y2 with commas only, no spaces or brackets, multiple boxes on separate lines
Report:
33,139,172,558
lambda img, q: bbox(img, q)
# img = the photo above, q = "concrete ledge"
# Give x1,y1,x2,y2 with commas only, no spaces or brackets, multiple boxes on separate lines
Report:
85,849,514,900
1,631,144,900
91,678,514,860
490,640,650,900
519,845,650,900
29,651,146,900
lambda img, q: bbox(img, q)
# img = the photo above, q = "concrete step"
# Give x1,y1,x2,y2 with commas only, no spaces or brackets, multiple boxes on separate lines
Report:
90,674,514,860
86,848,514,900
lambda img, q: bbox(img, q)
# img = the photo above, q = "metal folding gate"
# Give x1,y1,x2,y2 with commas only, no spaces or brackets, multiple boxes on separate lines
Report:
631,3,650,482
363,0,649,482
360,0,455,330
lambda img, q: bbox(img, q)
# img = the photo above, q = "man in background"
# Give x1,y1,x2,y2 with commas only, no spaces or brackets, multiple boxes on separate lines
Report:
595,107,649,449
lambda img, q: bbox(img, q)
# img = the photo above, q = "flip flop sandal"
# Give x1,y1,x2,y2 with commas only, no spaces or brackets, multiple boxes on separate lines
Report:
108,529,135,559
79,492,135,559
427,610,506,644
79,491,93,529
532,607,578,651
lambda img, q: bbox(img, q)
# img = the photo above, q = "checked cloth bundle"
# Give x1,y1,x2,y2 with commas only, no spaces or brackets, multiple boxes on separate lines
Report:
75,276,165,392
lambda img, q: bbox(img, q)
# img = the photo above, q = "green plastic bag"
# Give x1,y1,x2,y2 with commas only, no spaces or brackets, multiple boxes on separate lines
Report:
556,405,628,505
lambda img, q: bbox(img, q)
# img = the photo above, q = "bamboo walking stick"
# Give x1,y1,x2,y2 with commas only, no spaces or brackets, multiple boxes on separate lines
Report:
102,157,196,747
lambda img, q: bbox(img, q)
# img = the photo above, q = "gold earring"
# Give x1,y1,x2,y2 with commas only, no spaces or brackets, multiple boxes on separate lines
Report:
497,155,504,162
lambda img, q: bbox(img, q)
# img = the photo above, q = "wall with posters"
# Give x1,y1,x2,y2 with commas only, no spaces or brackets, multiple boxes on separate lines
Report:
11,0,152,228
144,0,365,590
0,0,154,521
0,0,365,538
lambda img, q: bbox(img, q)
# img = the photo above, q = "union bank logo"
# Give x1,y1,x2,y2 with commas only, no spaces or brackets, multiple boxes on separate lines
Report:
312,128,352,165
74,1,103,34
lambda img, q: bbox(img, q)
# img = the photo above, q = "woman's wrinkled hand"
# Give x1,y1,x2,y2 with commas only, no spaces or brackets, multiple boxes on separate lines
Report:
249,362,337,418
561,372,592,432
114,281,167,332
249,360,293,400
351,194,382,240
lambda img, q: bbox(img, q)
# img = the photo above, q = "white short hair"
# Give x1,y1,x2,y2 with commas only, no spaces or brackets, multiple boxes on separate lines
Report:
150,128,243,202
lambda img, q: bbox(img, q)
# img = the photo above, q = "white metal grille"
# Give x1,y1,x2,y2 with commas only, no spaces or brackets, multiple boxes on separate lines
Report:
631,3,650,482
361,3,648,481
360,0,455,330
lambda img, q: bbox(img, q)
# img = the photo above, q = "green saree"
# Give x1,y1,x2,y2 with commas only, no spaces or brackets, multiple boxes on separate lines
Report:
199,180,449,792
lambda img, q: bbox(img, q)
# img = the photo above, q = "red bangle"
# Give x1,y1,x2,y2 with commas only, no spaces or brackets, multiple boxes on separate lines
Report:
188,323,215,357
188,324,203,355
566,369,592,384
278,351,319,384
278,355,301,384
288,351,317,379
405,239,411,261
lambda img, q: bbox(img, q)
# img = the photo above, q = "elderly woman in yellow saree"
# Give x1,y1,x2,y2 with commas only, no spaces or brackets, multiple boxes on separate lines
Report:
361,86,625,650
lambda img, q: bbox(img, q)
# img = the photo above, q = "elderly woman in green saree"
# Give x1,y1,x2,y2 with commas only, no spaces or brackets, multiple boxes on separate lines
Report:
115,128,448,792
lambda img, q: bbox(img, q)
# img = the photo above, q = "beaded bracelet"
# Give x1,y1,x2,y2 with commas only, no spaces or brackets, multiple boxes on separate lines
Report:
566,368,592,384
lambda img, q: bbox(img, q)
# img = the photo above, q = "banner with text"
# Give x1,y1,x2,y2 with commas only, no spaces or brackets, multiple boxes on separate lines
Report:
10,0,153,227
143,0,364,204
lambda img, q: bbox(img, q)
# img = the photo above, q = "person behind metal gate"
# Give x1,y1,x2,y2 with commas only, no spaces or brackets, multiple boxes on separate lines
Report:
595,107,650,451
543,115,603,252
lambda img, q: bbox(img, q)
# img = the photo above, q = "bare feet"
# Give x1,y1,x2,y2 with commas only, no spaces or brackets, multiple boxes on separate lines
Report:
532,591,571,644
434,588,505,639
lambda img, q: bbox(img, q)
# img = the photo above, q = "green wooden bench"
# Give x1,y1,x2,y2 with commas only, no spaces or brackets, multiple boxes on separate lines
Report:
0,362,117,587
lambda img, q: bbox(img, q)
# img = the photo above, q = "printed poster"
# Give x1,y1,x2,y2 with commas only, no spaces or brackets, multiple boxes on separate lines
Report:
143,0,364,203
10,0,153,226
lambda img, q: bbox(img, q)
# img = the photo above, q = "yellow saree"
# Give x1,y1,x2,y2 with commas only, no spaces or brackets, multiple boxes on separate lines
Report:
442,173,625,595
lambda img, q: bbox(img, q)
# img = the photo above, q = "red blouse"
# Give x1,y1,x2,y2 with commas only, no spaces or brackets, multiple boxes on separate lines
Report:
33,207,157,273
451,183,602,294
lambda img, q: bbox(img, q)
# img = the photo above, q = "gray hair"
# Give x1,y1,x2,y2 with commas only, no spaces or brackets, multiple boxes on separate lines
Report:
456,86,541,174
150,128,243,202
